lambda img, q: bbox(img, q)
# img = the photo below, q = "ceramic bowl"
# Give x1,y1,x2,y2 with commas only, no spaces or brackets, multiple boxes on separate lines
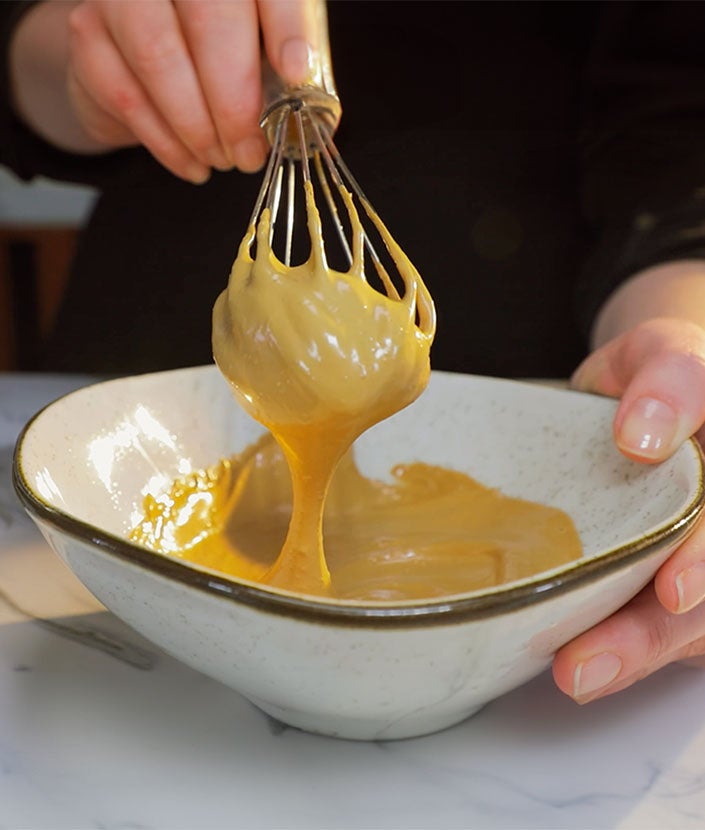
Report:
13,366,705,740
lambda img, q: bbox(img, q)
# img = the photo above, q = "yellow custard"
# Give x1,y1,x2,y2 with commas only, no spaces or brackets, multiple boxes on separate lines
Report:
131,170,581,599
210,181,435,594
130,434,581,601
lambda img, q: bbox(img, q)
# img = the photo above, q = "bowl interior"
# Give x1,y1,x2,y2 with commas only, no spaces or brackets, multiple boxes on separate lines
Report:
16,366,704,592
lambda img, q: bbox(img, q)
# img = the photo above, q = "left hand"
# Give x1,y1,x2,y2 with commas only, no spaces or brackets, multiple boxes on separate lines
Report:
552,315,705,702
10,0,321,181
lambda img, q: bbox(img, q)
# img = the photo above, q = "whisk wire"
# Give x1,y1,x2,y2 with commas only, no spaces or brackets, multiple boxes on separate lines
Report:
285,158,296,267
293,105,312,184
256,99,402,299
313,121,399,297
321,131,400,298
249,109,287,230
313,150,352,268
268,163,284,248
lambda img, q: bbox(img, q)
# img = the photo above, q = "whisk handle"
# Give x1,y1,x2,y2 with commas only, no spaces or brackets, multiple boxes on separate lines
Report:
260,0,341,151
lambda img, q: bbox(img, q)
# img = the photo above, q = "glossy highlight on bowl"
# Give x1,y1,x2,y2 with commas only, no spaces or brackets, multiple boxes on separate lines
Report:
13,367,705,739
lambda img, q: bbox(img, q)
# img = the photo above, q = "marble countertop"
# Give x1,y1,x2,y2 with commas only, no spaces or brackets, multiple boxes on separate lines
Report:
4,374,705,830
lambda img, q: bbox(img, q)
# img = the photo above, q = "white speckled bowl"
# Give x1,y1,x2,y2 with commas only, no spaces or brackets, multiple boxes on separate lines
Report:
13,367,705,740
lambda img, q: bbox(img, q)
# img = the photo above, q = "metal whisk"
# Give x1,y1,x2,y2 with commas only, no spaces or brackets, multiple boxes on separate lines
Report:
246,1,409,300
251,98,399,288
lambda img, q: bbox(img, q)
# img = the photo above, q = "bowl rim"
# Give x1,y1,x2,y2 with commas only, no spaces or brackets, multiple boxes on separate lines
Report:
12,369,705,628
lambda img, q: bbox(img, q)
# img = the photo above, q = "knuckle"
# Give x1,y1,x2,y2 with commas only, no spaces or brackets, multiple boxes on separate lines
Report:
106,83,143,118
179,0,212,32
130,30,183,76
188,130,218,157
675,349,705,382
643,613,675,665
181,0,247,30
67,3,94,39
655,339,705,372
633,318,705,367
160,109,218,157
218,87,261,140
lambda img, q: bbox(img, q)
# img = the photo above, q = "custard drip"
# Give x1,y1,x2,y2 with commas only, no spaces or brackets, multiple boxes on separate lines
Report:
212,181,435,594
130,435,582,601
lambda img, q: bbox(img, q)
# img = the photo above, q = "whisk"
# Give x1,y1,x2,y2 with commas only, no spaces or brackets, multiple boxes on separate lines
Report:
248,2,435,312
214,3,436,594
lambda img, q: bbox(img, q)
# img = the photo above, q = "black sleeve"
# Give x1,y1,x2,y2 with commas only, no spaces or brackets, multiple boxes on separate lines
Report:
577,0,705,337
0,0,159,188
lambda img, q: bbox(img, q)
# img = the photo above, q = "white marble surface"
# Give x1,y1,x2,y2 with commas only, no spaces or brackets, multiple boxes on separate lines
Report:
4,374,705,830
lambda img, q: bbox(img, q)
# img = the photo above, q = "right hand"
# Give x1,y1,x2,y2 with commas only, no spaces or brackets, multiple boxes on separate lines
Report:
65,0,320,180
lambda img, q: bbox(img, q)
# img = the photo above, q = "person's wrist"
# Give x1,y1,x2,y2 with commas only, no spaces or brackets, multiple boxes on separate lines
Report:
9,0,105,153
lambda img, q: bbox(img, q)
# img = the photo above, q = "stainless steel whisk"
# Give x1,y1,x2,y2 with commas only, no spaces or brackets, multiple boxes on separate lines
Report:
249,1,402,299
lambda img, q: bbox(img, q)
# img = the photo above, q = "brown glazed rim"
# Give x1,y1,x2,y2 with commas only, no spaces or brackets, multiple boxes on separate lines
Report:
12,389,705,629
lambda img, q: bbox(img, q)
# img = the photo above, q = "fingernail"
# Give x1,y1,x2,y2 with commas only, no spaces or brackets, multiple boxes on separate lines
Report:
232,137,267,173
280,37,316,85
618,396,678,459
573,652,622,699
186,162,210,185
676,561,705,613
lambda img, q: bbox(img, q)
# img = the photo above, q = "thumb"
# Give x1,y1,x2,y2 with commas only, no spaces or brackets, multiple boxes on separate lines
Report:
572,318,705,463
257,0,321,86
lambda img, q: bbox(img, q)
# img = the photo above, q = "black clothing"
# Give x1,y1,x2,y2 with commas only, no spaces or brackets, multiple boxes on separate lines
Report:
3,1,705,377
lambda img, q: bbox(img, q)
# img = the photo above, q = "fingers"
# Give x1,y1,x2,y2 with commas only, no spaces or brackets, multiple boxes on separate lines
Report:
174,0,268,172
68,1,212,182
105,0,231,170
554,496,705,702
67,0,321,180
572,318,705,463
257,0,319,85
68,0,271,179
654,515,705,614
564,315,705,703
66,65,135,147
612,349,705,463
553,582,705,704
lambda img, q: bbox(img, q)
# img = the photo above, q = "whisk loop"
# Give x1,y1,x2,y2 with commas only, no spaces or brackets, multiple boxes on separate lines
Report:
248,97,412,309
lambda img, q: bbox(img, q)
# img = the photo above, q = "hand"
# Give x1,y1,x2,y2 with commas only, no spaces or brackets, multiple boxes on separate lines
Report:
67,0,320,179
12,0,321,181
552,315,705,702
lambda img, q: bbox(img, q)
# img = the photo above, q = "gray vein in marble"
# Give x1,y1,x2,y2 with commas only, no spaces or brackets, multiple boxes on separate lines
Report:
376,735,662,822
0,585,157,670
658,769,705,800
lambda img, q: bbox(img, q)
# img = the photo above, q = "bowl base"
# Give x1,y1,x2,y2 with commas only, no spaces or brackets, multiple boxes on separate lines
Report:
249,697,487,741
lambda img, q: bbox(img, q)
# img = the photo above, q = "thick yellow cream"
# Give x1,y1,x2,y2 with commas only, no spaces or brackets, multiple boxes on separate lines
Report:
131,162,582,600
211,181,435,594
130,434,582,601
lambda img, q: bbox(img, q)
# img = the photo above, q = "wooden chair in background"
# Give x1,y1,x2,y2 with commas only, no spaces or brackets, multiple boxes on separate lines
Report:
0,225,79,370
